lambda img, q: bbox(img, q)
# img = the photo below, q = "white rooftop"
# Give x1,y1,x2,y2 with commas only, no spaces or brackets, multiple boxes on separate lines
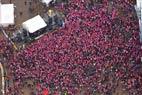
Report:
22,15,47,33
41,0,53,5
0,4,15,27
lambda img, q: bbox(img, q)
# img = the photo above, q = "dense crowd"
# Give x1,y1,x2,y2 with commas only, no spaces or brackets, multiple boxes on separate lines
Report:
0,0,142,95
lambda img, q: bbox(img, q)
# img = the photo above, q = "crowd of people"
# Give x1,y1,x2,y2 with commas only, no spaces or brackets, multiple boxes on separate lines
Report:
0,0,142,95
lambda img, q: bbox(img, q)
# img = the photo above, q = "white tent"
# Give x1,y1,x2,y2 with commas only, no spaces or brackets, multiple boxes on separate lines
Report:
139,20,142,42
136,0,142,42
41,0,53,5
22,15,47,33
137,0,142,8
0,4,15,27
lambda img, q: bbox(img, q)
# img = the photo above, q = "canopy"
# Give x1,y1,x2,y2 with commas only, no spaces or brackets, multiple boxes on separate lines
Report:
41,0,53,5
137,0,142,8
22,15,47,33
0,4,15,27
